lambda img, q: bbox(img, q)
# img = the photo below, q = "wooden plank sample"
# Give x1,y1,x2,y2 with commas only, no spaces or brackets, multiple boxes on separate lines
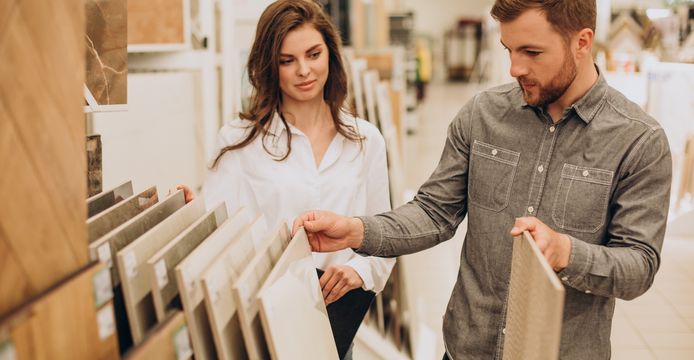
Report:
116,198,206,345
502,231,565,360
147,203,228,322
232,223,291,360
0,0,87,317
87,181,134,219
87,186,158,243
128,0,186,46
201,215,265,360
0,262,119,360
89,190,186,285
124,311,192,360
258,228,338,360
174,207,251,360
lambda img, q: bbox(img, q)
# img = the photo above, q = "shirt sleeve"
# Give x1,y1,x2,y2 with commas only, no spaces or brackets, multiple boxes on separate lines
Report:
556,128,672,300
202,127,244,215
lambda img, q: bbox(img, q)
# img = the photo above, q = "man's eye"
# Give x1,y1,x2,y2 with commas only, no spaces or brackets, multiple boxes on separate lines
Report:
526,50,541,56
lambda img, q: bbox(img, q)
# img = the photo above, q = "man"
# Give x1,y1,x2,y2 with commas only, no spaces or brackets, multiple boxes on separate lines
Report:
293,0,672,359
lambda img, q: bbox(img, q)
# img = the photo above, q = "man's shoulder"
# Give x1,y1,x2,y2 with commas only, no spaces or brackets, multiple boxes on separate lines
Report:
472,82,523,109
603,86,661,131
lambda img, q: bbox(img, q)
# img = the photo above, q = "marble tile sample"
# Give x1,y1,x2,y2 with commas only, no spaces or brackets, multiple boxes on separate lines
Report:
86,135,103,197
147,203,228,322
116,198,205,345
257,228,338,360
87,186,158,242
85,0,127,105
503,231,565,360
87,181,134,219
128,0,186,45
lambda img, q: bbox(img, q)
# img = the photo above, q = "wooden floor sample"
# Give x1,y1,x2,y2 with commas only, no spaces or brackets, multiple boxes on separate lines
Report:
258,228,338,360
174,207,250,360
116,198,205,344
128,0,185,45
0,0,87,316
87,181,133,219
201,215,264,360
232,223,291,360
147,203,228,322
502,231,565,360
0,262,119,360
124,311,191,360
87,187,158,243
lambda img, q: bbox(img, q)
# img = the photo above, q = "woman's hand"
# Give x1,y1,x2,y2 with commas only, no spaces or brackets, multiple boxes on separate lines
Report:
319,265,364,305
174,184,195,203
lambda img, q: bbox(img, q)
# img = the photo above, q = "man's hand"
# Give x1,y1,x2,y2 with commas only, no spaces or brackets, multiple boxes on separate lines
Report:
292,211,364,252
319,265,364,305
510,217,572,272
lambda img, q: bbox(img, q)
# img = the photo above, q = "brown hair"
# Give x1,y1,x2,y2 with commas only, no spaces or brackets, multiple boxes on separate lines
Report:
212,0,361,168
491,0,596,42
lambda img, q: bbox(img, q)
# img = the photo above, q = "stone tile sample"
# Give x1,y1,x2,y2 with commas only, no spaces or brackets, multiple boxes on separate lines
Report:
87,181,134,219
87,186,158,243
87,134,103,197
85,0,127,105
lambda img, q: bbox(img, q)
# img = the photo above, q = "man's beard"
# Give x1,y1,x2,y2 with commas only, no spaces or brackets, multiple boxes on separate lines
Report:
519,51,577,107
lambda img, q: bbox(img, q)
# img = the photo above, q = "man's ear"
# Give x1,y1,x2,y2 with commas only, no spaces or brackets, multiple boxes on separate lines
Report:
575,28,594,60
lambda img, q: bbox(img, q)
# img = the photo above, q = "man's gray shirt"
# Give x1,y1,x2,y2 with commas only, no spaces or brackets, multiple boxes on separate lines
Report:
357,73,672,359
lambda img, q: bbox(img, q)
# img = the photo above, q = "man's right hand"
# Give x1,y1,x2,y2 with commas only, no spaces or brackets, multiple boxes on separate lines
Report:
292,211,365,253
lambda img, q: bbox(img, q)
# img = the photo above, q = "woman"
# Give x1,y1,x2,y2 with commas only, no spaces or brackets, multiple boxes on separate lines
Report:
182,0,394,358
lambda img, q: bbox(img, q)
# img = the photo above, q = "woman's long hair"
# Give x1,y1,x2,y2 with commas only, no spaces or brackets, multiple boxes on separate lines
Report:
211,0,362,168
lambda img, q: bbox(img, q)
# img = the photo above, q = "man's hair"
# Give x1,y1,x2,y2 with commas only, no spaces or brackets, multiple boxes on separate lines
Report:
491,0,596,42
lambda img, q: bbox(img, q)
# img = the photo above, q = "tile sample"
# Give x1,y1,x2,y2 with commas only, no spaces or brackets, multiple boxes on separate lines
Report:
116,198,205,344
87,186,158,243
85,0,127,106
86,135,103,197
0,0,87,316
232,223,291,360
258,228,338,360
502,231,565,360
147,203,228,322
87,181,134,219
0,262,119,360
128,0,187,46
124,311,191,360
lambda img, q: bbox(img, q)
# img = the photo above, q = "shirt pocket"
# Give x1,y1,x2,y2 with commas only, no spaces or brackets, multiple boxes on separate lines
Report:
552,164,614,233
468,140,520,212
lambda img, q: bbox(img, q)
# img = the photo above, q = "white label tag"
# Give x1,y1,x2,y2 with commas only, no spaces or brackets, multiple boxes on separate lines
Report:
207,273,224,304
97,243,112,269
92,268,113,307
96,304,116,340
155,259,168,289
124,251,137,279
0,340,16,360
173,325,193,360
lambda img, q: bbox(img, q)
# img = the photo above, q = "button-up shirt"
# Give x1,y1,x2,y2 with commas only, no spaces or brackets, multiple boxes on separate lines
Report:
357,72,672,359
204,113,395,292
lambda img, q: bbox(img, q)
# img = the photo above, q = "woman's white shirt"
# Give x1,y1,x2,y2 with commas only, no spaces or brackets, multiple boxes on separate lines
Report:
203,113,395,292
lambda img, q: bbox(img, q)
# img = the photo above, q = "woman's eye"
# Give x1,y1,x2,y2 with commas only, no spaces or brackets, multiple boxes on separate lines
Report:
280,59,293,65
309,51,321,59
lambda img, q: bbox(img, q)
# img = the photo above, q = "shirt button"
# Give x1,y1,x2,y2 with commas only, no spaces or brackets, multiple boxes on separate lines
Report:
491,149,498,156
538,165,544,173
585,290,592,294
561,276,568,281
502,328,506,335
528,206,534,213
582,170,589,177
549,126,556,133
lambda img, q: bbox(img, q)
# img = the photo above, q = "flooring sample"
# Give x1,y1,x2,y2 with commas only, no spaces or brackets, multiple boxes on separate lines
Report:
87,181,134,219
85,0,127,106
87,186,158,243
87,135,103,197
258,228,338,360
0,262,119,360
362,70,380,126
147,203,228,322
502,231,565,360
201,215,266,360
232,223,291,360
0,0,87,317
128,0,186,46
124,311,192,360
116,198,206,345
174,207,251,360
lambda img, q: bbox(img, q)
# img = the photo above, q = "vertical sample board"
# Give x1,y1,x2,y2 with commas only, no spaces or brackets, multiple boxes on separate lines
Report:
87,187,158,242
124,311,192,360
87,181,134,219
502,231,565,360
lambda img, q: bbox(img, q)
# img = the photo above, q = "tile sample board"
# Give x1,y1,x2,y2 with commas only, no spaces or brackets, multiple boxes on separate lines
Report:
0,262,119,360
502,231,565,360
87,187,158,243
232,223,291,360
116,198,206,344
0,0,88,317
202,215,266,360
87,181,134,219
127,0,188,49
174,207,250,360
258,228,338,360
87,134,103,197
124,311,192,360
147,203,228,322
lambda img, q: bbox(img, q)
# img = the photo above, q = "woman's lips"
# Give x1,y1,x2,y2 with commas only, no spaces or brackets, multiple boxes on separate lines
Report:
295,80,317,91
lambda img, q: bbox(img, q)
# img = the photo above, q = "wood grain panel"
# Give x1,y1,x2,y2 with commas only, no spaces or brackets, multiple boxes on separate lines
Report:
0,262,119,360
124,311,191,360
128,0,185,45
0,0,87,316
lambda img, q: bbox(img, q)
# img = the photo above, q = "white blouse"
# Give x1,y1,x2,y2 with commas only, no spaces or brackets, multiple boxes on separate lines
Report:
203,112,395,292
